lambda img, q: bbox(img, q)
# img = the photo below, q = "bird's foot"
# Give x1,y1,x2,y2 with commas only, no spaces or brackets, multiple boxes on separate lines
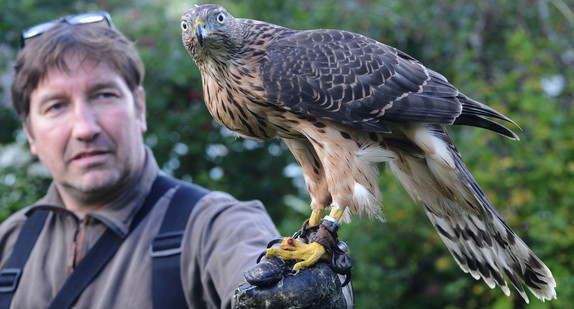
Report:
265,218,353,286
266,237,329,271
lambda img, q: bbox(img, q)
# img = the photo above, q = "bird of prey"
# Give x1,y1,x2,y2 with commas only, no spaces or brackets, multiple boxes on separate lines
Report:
181,4,556,302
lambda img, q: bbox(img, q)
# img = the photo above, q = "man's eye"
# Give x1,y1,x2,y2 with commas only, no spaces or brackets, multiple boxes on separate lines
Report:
93,92,119,102
98,92,116,99
45,102,64,113
49,103,62,110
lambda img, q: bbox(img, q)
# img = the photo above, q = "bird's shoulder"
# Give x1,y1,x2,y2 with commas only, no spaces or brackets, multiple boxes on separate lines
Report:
237,18,298,46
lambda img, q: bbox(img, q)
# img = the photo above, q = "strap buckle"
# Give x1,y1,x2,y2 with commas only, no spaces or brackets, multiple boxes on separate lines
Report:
150,231,184,258
0,268,22,293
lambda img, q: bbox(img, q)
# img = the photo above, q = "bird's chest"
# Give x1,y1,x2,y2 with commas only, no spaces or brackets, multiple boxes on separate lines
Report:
200,63,273,141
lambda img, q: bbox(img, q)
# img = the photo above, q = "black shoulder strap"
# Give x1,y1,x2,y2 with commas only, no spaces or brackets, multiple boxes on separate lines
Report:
0,209,50,308
151,180,209,309
0,175,208,309
47,175,174,309
0,175,172,309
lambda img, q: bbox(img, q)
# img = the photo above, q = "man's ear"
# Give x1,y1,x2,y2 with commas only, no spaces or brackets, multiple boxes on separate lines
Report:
135,86,147,133
23,121,38,156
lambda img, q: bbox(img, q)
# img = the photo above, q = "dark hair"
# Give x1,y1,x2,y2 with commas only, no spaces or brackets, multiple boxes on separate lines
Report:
11,22,145,121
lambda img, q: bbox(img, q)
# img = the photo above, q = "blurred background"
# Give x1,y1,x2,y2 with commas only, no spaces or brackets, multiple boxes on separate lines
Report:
0,0,572,308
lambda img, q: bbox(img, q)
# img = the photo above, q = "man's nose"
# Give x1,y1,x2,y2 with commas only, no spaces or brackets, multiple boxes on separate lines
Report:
71,100,101,141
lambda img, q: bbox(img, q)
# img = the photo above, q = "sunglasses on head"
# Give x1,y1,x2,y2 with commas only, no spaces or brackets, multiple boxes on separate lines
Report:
20,11,114,48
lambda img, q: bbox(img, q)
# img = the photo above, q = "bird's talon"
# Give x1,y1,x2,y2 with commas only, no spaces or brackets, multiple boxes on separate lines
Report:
256,251,266,263
292,230,301,239
266,237,284,248
292,262,305,271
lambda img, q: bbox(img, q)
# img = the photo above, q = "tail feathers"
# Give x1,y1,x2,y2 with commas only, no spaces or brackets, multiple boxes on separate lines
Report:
453,114,519,140
454,94,521,140
422,202,557,303
388,127,556,302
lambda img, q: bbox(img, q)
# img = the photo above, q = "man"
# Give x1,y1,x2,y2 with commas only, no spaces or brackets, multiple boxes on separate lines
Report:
0,12,350,308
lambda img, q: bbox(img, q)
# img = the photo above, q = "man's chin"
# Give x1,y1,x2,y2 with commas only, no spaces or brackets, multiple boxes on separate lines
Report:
65,171,123,195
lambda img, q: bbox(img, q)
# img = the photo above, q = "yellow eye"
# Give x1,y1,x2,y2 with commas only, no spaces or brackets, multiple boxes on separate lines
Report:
216,12,225,24
181,20,188,31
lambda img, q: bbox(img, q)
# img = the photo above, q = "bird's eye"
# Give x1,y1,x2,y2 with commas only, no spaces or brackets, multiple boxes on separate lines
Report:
181,20,188,32
216,12,225,24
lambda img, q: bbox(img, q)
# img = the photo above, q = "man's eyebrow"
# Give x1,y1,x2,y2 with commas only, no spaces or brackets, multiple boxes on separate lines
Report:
88,81,122,92
36,91,67,106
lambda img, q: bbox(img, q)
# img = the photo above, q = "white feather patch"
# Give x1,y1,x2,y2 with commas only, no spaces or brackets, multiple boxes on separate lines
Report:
406,124,435,154
353,182,374,207
353,182,384,220
405,124,455,169
356,144,397,163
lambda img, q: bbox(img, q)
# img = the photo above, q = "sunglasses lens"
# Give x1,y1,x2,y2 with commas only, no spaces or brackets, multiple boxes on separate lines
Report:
20,12,113,48
22,21,58,41
68,13,105,25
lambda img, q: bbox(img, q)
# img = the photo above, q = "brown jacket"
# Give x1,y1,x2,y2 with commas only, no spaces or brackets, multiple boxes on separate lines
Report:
0,149,279,308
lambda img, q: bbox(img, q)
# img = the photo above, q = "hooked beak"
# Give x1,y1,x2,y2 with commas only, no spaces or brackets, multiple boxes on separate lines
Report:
195,22,206,47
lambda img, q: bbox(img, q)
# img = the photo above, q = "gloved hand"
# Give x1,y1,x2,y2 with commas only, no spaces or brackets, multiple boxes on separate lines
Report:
234,256,354,309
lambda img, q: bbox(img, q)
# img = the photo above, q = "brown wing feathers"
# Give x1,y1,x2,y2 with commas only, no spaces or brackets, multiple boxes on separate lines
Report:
260,29,516,136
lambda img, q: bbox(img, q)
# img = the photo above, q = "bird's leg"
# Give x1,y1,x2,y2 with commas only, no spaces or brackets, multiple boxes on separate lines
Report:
293,208,323,242
309,208,324,226
327,207,345,222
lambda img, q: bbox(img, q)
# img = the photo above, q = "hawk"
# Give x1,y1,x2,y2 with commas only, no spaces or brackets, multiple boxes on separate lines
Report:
181,4,556,302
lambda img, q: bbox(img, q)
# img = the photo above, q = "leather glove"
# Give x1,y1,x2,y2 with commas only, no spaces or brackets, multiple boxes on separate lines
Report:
234,256,354,309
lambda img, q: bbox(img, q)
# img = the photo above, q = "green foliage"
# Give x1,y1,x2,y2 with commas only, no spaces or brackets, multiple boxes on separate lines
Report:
1,0,573,307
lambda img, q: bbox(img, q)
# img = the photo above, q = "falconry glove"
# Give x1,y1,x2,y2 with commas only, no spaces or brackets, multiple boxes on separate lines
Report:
235,256,354,309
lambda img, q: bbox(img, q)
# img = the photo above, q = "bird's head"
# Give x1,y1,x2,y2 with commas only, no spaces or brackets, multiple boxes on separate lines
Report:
181,4,240,63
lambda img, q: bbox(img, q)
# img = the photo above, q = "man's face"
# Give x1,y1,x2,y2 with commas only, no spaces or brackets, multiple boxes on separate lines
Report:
25,55,147,203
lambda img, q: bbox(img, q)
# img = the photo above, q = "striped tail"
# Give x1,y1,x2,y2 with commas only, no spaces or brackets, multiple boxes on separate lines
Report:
388,124,556,303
